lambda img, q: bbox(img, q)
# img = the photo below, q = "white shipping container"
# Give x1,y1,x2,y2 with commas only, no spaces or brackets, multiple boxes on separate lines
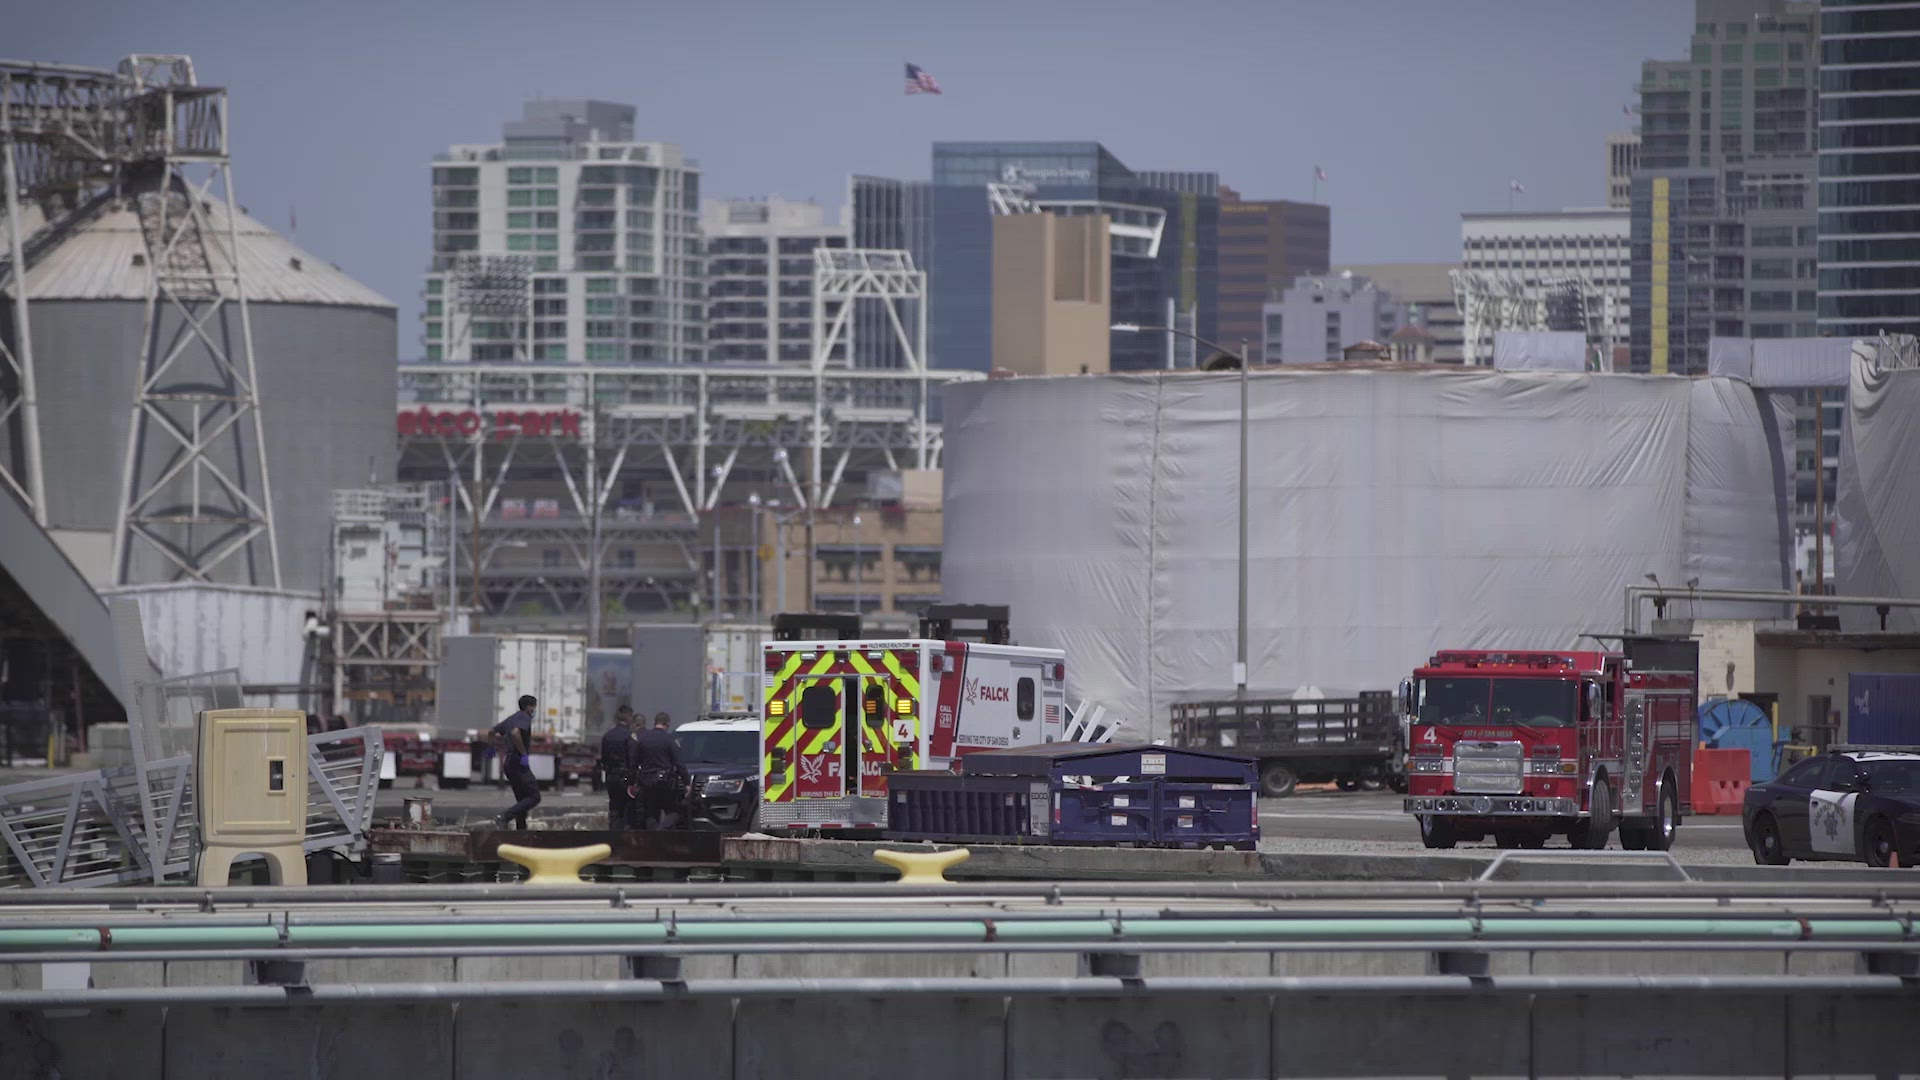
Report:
705,624,769,714
586,648,632,732
439,634,586,742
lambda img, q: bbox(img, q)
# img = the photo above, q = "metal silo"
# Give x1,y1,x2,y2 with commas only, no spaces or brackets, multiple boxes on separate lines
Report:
1,55,395,593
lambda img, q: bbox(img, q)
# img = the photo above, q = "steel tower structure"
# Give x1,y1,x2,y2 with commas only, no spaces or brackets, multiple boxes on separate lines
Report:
0,55,279,585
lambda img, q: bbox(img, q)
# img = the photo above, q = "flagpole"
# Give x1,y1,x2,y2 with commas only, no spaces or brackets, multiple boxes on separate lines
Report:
1311,169,1319,204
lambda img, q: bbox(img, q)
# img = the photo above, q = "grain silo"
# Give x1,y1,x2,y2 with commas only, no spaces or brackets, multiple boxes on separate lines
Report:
1,56,395,593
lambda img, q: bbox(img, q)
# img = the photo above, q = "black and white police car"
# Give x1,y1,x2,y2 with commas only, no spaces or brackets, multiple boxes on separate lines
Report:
674,715,761,832
1743,746,1920,867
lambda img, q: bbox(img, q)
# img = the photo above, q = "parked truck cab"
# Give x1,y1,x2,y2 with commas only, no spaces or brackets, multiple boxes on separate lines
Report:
1400,638,1698,851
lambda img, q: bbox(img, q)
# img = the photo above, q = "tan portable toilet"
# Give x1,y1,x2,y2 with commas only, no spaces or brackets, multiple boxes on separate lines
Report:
196,709,308,886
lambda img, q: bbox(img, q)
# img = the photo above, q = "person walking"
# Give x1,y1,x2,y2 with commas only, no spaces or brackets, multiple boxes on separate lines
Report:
491,694,542,830
599,705,640,829
632,712,685,830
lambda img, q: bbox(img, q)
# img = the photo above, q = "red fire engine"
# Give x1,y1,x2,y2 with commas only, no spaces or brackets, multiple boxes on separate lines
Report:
1400,638,1698,850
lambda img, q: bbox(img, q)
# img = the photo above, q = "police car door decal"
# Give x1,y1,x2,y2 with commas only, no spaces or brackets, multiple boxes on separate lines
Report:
1808,788,1858,856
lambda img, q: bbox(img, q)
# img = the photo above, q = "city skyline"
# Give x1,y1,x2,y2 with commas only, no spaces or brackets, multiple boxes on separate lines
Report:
14,0,1691,348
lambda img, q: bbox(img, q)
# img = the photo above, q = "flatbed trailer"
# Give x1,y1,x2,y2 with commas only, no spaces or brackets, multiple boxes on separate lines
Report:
1170,692,1405,796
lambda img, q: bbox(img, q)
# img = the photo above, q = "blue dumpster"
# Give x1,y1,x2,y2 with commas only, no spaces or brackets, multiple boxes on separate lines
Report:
886,742,1258,849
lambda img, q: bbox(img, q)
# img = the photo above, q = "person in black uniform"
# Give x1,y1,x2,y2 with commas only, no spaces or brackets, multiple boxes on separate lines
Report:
599,705,639,829
491,695,542,830
632,712,685,830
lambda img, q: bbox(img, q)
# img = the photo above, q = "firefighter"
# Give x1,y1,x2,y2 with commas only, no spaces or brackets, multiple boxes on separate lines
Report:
599,705,639,830
633,712,686,830
490,695,542,830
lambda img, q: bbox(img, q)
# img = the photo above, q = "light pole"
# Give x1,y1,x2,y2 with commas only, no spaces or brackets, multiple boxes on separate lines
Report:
1113,322,1251,701
765,500,806,617
747,492,763,620
852,512,864,618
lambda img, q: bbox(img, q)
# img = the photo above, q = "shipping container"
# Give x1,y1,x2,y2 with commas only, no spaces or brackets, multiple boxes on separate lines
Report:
585,648,632,734
437,634,586,741
630,623,770,726
1846,673,1920,746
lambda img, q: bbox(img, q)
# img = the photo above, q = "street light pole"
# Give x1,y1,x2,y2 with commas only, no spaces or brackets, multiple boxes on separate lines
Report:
1237,338,1249,701
1113,322,1252,699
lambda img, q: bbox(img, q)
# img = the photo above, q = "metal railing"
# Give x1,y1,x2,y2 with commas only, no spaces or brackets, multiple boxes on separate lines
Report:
303,725,382,854
0,755,194,889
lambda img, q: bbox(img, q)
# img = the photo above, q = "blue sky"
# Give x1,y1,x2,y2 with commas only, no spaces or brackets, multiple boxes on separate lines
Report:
18,0,1690,352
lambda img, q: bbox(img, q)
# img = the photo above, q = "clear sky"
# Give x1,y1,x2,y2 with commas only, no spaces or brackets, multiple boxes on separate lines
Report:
17,0,1690,355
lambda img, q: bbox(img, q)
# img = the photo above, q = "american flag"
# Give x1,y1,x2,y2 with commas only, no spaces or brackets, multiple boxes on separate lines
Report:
1622,103,1635,117
906,62,941,95
1314,166,1327,182
1509,179,1526,193
1045,703,1060,724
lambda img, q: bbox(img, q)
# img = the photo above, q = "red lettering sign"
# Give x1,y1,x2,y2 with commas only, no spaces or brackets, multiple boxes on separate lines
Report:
397,408,584,441
981,686,1010,702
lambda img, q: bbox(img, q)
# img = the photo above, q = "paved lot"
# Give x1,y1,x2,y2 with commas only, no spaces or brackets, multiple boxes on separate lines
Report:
1257,788,1751,852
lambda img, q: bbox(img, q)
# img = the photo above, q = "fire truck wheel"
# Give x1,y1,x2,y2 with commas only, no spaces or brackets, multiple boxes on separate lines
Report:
1750,812,1790,865
1572,779,1613,850
1386,775,1408,794
1418,814,1456,849
1644,785,1679,852
1259,763,1298,798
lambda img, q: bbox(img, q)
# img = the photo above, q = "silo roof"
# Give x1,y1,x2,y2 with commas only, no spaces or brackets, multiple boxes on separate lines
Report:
10,200,395,309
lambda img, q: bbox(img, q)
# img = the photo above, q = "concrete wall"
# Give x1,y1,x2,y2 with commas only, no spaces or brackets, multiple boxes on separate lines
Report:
3,949,1912,1079
991,213,1110,377
1757,642,1920,741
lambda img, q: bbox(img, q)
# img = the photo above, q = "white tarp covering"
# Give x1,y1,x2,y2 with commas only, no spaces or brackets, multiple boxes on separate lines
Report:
1708,336,1856,388
1493,331,1587,372
1836,358,1920,632
943,370,1790,737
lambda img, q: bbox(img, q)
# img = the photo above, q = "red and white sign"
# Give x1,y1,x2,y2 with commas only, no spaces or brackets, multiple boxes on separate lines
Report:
397,407,583,441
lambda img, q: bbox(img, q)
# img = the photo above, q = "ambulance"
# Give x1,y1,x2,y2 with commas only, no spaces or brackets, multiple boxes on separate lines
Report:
757,634,1069,833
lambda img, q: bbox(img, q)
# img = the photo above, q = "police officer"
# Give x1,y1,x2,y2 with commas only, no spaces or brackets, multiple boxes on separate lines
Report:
491,695,542,830
632,712,685,830
599,705,639,829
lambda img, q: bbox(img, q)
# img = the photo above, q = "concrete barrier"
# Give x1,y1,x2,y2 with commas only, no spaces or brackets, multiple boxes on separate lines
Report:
7,983,1916,1078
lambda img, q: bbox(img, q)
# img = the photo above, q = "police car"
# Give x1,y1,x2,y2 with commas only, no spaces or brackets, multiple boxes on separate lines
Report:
1743,746,1920,867
675,715,761,831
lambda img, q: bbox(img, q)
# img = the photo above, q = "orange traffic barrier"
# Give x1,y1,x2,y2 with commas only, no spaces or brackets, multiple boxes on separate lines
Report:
1691,746,1752,816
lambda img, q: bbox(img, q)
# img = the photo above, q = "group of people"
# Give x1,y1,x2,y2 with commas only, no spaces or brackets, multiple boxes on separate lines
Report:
485,695,687,832
598,704,689,831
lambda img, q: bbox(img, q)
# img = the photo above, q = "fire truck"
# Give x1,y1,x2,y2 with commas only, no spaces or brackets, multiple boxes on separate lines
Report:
758,607,1070,833
1400,637,1698,851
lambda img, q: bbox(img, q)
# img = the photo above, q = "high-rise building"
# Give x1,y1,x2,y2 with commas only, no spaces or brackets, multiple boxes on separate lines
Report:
1630,162,1820,374
1460,209,1632,364
424,100,704,363
1261,271,1405,363
1607,132,1642,208
701,197,848,364
1217,187,1330,362
1817,1,1920,339
848,176,933,370
1334,263,1466,363
1637,0,1820,171
854,143,1218,372
1628,1,1822,374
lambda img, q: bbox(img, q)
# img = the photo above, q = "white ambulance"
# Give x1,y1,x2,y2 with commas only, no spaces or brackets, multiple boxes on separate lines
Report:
756,637,1069,832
